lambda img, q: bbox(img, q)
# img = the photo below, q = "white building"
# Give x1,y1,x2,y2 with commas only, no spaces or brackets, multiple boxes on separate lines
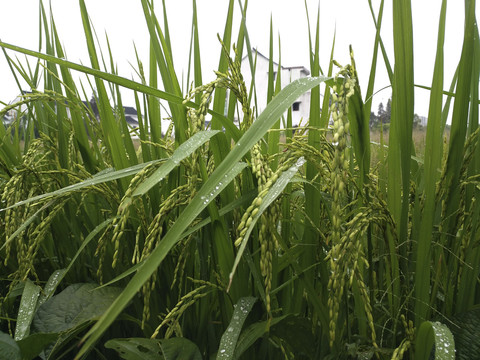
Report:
240,49,311,127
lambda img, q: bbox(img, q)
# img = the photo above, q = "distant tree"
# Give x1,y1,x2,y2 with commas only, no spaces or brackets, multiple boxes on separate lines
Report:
378,102,385,118
413,113,423,129
379,98,391,125
385,98,391,118
370,98,392,129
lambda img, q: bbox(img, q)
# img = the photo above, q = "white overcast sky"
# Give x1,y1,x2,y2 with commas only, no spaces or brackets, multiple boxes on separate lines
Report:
0,1,474,118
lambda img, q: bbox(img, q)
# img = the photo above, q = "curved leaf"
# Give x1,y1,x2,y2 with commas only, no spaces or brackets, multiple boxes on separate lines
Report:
0,332,21,360
105,337,202,360
234,315,288,360
16,332,59,360
105,338,163,360
448,308,480,360
416,321,455,360
32,283,121,334
159,337,202,360
15,280,41,341
217,297,256,360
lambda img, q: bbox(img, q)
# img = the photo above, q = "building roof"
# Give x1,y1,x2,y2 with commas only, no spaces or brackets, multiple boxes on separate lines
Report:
124,106,137,115
241,48,310,75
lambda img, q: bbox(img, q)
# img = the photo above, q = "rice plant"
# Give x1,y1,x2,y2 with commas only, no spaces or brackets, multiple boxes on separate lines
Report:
0,0,479,359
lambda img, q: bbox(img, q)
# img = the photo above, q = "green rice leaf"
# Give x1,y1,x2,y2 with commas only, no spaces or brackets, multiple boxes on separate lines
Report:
79,0,130,184
217,297,256,360
15,332,58,360
233,315,288,359
415,321,455,360
105,337,202,360
105,338,162,360
415,0,447,324
0,332,21,360
130,130,220,200
32,283,122,334
15,280,41,341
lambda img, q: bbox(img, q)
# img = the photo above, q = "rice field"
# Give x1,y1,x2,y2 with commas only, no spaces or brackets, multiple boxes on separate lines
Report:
0,0,479,359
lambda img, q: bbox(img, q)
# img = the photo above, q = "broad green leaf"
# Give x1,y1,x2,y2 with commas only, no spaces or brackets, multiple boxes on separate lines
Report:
76,76,329,359
32,283,121,334
15,280,41,341
0,332,21,360
448,308,480,360
105,338,163,360
16,332,59,360
217,297,256,360
105,337,202,360
415,321,455,360
159,337,202,360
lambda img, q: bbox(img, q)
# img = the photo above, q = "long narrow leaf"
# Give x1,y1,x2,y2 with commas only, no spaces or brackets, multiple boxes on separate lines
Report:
217,297,256,360
229,157,306,289
14,281,41,341
75,76,328,359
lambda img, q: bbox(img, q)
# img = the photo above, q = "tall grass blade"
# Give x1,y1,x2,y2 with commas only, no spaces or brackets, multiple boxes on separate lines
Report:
51,16,96,170
368,0,393,82
141,0,188,142
79,0,130,185
217,297,256,360
456,23,480,312
415,0,447,324
267,33,282,170
14,280,41,341
209,0,235,173
302,6,324,290
415,321,455,360
130,130,220,199
388,0,415,327
364,0,385,122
